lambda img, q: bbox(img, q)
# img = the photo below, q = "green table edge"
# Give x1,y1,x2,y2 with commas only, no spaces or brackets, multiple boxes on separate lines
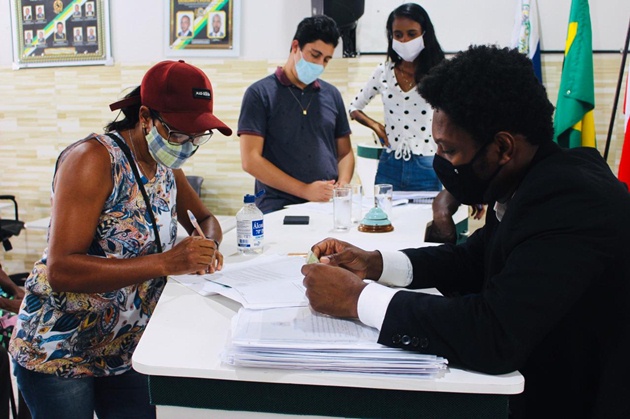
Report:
148,375,510,419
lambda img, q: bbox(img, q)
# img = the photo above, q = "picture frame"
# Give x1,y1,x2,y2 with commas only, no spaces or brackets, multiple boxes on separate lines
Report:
10,0,112,69
165,0,241,58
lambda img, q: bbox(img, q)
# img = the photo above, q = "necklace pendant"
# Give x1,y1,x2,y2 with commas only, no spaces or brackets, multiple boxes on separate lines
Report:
303,109,307,116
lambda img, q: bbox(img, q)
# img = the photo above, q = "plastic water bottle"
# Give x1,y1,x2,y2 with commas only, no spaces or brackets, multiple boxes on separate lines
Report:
236,194,264,254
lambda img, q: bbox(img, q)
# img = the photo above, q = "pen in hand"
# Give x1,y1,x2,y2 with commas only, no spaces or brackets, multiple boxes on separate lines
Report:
187,209,206,238
187,209,220,249
187,209,220,273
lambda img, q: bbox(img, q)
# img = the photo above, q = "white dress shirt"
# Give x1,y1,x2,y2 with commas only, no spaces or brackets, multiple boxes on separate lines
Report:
357,250,412,330
359,203,508,331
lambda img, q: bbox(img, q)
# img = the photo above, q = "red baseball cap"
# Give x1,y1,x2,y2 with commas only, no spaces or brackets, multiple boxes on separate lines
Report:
110,60,232,136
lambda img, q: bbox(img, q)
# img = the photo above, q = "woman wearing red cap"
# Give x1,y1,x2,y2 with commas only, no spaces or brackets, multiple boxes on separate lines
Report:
9,60,232,418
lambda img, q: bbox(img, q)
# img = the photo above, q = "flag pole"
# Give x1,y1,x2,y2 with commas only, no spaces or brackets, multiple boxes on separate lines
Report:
604,17,630,161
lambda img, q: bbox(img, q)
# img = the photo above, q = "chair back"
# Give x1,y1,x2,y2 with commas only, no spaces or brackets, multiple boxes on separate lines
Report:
186,176,204,197
0,195,24,251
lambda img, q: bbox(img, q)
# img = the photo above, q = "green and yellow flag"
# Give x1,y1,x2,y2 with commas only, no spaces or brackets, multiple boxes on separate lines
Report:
553,0,595,148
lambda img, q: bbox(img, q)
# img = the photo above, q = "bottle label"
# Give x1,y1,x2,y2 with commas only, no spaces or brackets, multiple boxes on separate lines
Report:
237,218,264,248
252,220,263,237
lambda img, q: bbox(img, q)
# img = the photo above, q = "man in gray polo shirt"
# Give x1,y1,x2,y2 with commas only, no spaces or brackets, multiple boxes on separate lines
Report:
238,16,354,213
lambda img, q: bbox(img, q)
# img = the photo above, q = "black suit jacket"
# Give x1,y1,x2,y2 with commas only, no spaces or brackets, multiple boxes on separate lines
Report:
380,142,630,418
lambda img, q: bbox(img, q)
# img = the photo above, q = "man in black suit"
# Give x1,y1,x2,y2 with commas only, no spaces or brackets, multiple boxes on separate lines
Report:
302,45,630,419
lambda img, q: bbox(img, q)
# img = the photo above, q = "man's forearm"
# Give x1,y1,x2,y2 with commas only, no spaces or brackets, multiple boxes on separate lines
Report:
337,150,355,185
245,156,307,199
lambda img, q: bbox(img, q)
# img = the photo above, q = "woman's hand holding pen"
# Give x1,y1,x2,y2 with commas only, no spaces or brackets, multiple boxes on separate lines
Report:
187,209,223,274
164,236,222,275
199,238,223,274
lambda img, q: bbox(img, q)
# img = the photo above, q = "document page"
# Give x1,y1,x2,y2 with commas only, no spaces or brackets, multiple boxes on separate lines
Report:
231,306,380,348
172,254,307,309
392,190,439,204
224,306,449,376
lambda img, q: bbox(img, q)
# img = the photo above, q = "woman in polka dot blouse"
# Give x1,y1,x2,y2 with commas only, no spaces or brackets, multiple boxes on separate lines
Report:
349,3,444,191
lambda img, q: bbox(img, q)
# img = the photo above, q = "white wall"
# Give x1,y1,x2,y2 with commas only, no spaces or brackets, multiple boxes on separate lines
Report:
0,0,314,68
357,0,630,53
2,0,628,68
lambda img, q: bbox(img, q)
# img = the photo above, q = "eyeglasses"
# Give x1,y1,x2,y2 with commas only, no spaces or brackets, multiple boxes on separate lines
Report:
152,113,213,147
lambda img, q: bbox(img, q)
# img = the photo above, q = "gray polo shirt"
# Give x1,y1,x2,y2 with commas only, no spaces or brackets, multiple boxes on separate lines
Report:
238,67,351,213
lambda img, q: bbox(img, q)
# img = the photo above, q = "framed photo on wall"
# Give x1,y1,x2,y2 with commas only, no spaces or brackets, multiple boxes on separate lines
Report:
165,0,241,57
10,0,112,69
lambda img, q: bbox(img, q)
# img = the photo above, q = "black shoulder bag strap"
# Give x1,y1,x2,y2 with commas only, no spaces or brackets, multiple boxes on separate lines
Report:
106,133,163,253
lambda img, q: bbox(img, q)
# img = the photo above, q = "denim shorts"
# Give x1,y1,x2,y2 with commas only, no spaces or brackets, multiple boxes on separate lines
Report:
375,152,442,191
14,362,155,419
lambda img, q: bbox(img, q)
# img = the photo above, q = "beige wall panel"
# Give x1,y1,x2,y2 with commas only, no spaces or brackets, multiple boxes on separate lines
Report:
1,54,628,273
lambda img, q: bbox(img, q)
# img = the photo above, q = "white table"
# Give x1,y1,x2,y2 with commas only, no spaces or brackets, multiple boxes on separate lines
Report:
219,200,467,256
133,203,523,418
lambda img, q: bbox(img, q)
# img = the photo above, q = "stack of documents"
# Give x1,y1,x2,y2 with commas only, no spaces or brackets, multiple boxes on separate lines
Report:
392,190,439,204
222,306,448,377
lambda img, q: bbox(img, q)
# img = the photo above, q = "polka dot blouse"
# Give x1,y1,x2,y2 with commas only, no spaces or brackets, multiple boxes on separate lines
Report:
349,62,436,159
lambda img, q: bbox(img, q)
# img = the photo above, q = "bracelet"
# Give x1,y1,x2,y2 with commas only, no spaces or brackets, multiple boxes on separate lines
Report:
207,238,220,250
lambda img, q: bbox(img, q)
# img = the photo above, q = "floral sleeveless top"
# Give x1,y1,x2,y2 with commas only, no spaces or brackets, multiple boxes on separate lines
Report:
9,132,177,378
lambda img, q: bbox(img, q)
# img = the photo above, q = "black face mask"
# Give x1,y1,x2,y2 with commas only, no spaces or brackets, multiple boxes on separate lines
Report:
433,141,502,205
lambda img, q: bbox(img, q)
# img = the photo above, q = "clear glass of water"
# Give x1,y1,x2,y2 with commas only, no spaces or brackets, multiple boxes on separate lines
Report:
374,184,393,219
350,184,363,224
333,186,352,231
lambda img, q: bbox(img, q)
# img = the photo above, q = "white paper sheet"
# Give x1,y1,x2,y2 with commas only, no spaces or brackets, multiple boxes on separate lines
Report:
171,254,308,309
224,306,448,377
392,190,439,204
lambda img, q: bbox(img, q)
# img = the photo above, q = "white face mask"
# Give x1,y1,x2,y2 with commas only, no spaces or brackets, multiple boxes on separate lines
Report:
392,35,425,62
294,49,325,85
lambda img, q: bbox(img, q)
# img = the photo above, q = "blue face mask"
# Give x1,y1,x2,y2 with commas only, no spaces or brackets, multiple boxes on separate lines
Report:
145,126,196,169
294,49,325,85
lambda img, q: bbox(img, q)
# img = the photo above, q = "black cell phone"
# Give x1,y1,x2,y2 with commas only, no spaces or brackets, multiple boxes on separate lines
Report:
283,215,310,225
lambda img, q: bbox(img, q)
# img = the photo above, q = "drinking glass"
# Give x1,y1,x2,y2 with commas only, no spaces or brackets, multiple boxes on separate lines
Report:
350,184,363,224
333,187,352,231
374,184,393,219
